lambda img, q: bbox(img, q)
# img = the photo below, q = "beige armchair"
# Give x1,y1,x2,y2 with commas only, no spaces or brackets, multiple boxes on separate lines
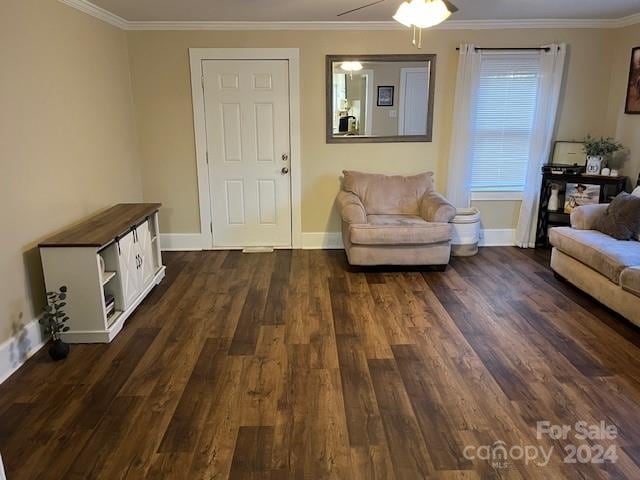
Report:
337,170,456,267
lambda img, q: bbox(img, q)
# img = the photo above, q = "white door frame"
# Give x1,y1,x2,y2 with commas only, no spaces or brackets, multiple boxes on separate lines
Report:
189,48,302,249
360,69,374,136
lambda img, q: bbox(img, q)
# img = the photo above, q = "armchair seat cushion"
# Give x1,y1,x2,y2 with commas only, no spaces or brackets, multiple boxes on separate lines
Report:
367,214,427,226
349,217,451,246
549,227,640,283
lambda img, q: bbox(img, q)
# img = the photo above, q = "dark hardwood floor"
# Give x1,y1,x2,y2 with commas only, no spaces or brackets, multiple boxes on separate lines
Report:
2,248,640,479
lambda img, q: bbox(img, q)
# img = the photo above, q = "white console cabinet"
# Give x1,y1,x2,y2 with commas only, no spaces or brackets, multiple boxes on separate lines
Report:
39,204,166,343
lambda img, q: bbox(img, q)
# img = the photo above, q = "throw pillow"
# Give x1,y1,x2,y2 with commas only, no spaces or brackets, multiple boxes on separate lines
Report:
595,192,640,241
633,187,640,240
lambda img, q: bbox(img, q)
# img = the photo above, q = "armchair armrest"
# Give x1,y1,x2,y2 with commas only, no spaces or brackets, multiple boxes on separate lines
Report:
420,192,456,223
570,204,608,230
336,191,367,224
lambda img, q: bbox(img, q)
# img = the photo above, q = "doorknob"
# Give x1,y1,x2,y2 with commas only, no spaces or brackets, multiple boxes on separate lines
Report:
281,167,289,175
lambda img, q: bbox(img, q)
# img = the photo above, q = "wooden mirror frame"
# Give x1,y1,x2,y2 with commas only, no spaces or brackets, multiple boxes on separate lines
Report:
326,54,436,144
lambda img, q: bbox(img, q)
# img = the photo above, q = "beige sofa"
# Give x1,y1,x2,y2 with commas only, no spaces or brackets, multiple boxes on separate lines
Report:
336,170,456,267
549,203,640,326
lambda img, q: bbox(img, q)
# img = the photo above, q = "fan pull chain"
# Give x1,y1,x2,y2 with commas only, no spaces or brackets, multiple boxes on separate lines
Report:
412,25,416,46
418,27,423,49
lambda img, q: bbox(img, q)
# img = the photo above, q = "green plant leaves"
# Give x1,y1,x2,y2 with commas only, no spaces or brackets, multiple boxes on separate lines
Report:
41,286,71,337
583,135,624,157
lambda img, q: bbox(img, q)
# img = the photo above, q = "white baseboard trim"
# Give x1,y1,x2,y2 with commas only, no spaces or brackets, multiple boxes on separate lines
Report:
0,316,47,385
479,228,516,247
160,229,517,251
160,233,205,251
302,229,517,249
301,232,344,249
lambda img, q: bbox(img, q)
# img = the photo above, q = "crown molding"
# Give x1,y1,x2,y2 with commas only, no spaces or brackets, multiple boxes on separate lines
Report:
60,0,127,29
59,1,640,31
126,21,403,31
615,12,640,28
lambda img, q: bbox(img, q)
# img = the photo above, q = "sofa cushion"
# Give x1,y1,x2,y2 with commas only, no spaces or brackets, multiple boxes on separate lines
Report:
342,170,434,216
350,220,451,246
633,187,640,241
621,267,640,298
549,227,640,283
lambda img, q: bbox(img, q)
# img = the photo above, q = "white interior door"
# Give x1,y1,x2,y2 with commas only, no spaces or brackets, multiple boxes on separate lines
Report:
399,67,429,135
203,59,292,248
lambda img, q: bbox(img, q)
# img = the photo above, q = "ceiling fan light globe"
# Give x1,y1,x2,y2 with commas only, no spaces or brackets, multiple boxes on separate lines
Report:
413,0,451,28
393,0,452,28
341,61,364,72
392,2,413,27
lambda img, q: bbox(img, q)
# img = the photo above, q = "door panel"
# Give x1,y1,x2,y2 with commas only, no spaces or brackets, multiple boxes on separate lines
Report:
399,67,429,135
221,103,243,162
203,59,292,248
255,103,275,163
225,180,246,225
257,179,277,225
117,231,139,310
137,221,155,286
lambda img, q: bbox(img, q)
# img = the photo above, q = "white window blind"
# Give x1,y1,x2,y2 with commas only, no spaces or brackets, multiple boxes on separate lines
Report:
471,54,540,192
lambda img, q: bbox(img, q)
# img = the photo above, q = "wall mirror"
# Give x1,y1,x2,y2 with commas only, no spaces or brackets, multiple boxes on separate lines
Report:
326,54,436,144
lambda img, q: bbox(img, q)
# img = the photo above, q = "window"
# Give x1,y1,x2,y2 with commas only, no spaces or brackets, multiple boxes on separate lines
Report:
471,54,540,195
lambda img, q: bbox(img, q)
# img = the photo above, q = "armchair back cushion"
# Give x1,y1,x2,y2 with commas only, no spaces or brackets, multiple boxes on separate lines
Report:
342,170,434,216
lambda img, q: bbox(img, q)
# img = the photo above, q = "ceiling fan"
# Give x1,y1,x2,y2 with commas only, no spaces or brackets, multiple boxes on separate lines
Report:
338,0,458,18
338,0,459,47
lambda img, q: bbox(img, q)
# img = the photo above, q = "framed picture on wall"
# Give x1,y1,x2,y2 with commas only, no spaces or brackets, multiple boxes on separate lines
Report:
625,46,640,114
377,86,394,106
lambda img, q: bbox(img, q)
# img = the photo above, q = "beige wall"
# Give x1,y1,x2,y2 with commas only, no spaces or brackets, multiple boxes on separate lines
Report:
0,0,141,344
128,28,618,235
606,23,640,185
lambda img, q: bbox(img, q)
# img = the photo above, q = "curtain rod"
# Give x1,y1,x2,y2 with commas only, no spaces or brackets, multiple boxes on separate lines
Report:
455,47,551,52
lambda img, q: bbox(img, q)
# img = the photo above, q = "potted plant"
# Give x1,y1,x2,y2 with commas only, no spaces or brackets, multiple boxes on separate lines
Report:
583,136,624,175
39,286,71,361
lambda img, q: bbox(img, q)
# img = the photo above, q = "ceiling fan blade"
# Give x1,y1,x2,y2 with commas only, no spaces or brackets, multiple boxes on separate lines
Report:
442,0,459,13
337,0,387,17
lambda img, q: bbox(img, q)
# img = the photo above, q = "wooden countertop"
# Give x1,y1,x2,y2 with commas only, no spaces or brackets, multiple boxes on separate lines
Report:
39,203,161,248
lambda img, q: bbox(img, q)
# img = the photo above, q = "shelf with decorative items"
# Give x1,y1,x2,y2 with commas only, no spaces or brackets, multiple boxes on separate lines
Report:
39,204,165,343
536,172,628,248
536,138,629,247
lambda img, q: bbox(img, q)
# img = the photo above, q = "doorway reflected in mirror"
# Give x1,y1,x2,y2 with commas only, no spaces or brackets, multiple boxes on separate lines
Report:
326,54,436,143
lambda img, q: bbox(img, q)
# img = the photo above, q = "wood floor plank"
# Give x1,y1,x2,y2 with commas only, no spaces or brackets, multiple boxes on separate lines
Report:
228,426,274,480
334,334,387,448
368,358,434,479
2,249,640,479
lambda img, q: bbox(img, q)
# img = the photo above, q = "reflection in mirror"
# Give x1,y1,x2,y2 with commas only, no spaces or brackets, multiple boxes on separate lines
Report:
326,55,436,143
